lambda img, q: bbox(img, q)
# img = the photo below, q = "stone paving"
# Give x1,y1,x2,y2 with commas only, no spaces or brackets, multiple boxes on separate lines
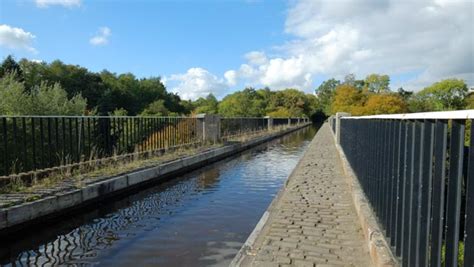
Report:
239,124,372,267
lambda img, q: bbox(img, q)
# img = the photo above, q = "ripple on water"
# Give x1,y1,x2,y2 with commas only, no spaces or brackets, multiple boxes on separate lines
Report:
0,126,318,267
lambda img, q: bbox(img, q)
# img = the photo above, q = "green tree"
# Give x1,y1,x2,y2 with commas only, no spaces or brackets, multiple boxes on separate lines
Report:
365,74,390,93
0,72,87,115
409,79,468,111
141,99,169,116
193,93,219,114
0,55,23,80
315,78,340,116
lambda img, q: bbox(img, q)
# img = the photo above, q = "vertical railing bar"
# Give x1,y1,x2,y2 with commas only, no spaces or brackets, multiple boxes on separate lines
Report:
402,120,415,267
419,119,434,266
445,119,465,267
464,119,474,267
410,120,423,266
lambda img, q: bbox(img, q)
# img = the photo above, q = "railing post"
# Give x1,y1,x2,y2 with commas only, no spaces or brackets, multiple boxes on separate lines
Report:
264,116,273,131
288,118,291,126
335,112,351,144
196,114,221,143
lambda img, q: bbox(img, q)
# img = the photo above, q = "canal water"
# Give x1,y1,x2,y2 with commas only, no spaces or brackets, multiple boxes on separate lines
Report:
0,126,318,267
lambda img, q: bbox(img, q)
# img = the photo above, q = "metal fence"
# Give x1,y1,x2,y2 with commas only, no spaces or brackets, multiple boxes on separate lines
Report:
338,111,474,267
0,116,199,177
220,117,268,138
0,115,309,177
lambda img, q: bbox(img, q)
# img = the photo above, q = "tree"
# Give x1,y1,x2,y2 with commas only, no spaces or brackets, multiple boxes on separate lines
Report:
365,74,390,93
218,88,264,117
397,87,413,101
315,78,340,116
141,99,169,116
362,94,407,115
193,93,218,114
0,55,23,80
0,72,87,115
331,84,367,115
410,79,468,111
343,73,365,89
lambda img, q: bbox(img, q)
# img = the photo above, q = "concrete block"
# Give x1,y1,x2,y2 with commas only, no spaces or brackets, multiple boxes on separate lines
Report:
110,175,128,191
6,203,32,226
128,169,153,186
82,183,100,202
56,189,82,210
159,159,184,175
28,196,57,219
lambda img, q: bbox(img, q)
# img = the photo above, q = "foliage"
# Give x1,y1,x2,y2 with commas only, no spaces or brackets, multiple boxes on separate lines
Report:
193,94,219,114
218,88,266,117
315,78,340,116
331,84,367,115
412,79,468,111
362,93,407,115
0,72,87,115
141,99,169,116
365,73,390,93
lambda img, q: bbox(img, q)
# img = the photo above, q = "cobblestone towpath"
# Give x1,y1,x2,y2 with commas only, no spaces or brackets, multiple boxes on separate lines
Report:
236,124,372,267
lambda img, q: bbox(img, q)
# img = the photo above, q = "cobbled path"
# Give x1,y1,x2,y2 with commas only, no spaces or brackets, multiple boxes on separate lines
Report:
241,124,372,267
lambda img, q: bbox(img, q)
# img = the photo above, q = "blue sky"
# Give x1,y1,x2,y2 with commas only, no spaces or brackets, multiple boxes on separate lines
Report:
1,0,473,100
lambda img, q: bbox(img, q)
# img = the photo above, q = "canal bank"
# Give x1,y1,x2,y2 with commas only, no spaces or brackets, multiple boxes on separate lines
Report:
0,124,317,266
0,123,310,234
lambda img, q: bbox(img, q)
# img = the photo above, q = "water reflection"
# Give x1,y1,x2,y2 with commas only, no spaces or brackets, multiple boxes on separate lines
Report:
0,126,317,267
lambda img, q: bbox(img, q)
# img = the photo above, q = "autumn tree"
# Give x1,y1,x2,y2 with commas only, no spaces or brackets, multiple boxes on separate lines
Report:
362,94,407,115
331,84,366,115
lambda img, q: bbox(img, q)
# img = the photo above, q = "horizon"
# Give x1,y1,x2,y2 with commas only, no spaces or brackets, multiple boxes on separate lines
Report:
1,0,473,100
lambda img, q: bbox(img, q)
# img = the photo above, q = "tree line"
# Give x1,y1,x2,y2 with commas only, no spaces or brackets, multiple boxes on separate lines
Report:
316,73,472,117
1,55,471,119
0,56,319,118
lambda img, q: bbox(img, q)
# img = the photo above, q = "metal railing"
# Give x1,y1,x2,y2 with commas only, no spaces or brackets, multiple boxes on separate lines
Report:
0,116,199,177
338,110,474,267
220,117,268,138
0,115,310,178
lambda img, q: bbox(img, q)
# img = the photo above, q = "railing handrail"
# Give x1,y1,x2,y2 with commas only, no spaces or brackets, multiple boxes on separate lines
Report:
343,109,474,120
0,115,306,119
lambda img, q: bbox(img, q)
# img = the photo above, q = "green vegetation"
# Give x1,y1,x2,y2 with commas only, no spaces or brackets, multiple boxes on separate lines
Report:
316,73,471,117
1,55,472,120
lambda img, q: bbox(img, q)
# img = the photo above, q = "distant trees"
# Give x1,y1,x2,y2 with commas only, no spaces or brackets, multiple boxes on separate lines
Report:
408,79,468,112
0,72,87,115
315,78,340,116
2,55,470,119
1,56,189,116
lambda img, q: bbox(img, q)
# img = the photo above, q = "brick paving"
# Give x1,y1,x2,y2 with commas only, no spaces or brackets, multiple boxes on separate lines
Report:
240,124,372,267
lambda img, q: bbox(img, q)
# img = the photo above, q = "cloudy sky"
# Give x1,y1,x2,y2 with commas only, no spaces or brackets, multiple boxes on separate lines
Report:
1,0,473,100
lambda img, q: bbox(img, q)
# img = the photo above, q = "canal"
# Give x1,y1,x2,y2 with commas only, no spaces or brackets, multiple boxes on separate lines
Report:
0,125,318,267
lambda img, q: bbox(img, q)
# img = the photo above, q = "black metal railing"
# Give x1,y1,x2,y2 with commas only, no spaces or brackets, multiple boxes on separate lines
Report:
339,112,474,267
220,117,268,138
273,118,290,127
0,116,199,177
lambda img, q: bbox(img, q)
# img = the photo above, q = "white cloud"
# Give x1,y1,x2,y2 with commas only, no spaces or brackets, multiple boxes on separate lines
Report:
245,51,268,65
223,0,473,91
89,27,111,46
166,68,231,100
35,0,81,8
0,24,37,53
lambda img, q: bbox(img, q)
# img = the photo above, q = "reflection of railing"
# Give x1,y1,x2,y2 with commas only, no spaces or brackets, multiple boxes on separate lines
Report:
337,110,474,267
0,115,199,177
